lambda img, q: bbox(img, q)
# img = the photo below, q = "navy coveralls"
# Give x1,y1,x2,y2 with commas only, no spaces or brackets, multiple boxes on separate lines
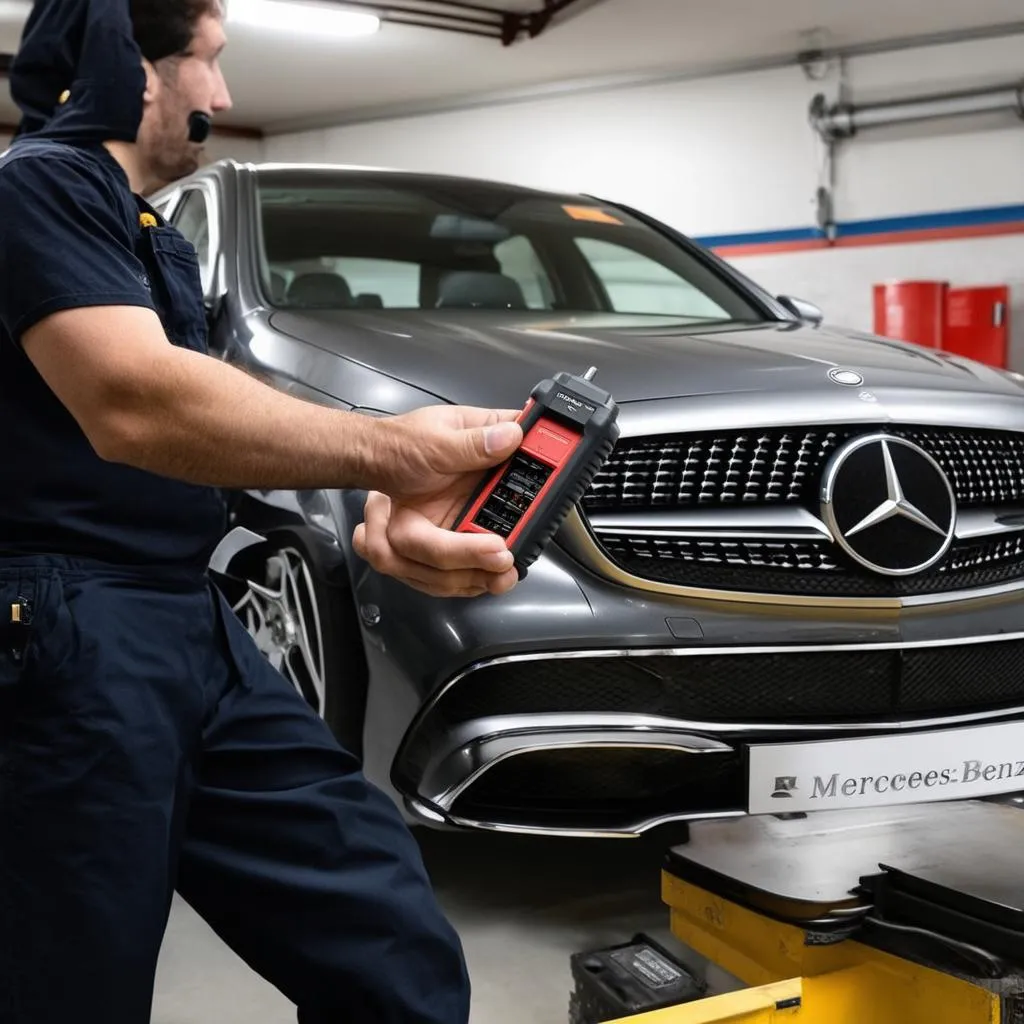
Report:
0,129,469,1024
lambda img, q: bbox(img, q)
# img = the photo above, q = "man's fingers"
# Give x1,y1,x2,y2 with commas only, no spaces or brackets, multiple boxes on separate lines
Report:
368,548,515,598
428,418,522,475
353,491,392,564
355,492,517,596
445,406,526,429
387,504,515,573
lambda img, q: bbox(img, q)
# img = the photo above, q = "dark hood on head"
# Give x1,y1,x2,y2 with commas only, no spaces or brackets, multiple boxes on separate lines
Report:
10,0,145,144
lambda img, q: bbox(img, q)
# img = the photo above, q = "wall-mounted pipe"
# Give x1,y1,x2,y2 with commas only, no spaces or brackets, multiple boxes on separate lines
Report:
810,81,1024,141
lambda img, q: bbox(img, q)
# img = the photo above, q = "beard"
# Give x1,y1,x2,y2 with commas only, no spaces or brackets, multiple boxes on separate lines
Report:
145,107,203,190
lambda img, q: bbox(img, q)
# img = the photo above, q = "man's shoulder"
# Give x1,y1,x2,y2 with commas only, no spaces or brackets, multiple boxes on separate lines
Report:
0,139,128,200
0,139,138,240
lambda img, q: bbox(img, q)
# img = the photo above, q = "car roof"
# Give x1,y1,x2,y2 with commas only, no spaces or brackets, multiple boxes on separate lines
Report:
212,158,597,207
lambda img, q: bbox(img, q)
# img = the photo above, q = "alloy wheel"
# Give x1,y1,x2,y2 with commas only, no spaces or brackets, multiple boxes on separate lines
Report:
232,546,327,718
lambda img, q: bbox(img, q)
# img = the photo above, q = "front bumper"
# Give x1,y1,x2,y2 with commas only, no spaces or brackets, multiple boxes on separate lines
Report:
394,626,1024,837
354,500,1024,838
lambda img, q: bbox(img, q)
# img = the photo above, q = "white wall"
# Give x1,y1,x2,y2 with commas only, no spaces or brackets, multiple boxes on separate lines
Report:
263,34,1024,364
262,61,823,240
731,235,1024,369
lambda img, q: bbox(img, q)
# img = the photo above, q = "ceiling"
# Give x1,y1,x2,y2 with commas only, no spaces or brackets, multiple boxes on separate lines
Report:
1,0,1023,135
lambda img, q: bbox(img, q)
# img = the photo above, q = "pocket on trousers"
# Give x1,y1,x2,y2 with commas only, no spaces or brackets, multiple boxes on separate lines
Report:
0,574,79,690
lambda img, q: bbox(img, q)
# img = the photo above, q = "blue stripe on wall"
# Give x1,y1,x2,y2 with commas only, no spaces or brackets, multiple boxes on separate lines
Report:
692,203,1024,248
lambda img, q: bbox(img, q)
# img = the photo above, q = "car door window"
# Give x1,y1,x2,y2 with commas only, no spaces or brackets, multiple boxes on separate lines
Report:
575,237,730,318
172,188,214,294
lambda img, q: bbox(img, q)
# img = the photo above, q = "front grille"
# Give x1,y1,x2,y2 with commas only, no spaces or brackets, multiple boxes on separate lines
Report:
449,748,744,827
584,425,1024,512
582,423,1024,597
436,640,1024,726
585,428,834,510
597,532,1024,597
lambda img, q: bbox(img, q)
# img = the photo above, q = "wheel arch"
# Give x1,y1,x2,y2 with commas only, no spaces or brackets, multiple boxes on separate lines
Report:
222,490,372,758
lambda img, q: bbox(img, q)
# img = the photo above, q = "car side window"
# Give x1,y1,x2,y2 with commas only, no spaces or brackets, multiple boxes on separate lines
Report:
494,235,555,310
575,237,730,318
172,188,214,294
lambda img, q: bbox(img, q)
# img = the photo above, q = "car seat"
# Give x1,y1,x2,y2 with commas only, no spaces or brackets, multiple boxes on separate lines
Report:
268,270,287,302
435,270,527,310
286,272,354,308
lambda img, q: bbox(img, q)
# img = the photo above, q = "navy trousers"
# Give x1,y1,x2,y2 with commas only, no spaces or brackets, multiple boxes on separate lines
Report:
0,555,470,1024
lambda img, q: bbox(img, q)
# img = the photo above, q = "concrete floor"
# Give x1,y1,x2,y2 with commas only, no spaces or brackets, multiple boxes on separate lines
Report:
151,823,708,1024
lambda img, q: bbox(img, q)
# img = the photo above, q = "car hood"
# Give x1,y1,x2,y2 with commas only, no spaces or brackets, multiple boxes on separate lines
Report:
268,309,1020,409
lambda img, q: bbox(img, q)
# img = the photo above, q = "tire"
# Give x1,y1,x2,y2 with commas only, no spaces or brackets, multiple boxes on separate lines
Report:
229,531,368,759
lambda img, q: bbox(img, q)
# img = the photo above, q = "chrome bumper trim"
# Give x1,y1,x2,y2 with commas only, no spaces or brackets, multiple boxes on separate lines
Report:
403,794,745,840
419,712,733,812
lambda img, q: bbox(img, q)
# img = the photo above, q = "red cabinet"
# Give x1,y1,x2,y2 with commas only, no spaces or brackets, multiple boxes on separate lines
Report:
944,286,1010,369
872,280,1010,369
873,281,947,350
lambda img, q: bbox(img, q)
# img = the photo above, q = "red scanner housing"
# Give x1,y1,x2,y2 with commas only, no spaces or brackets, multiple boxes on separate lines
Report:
452,369,620,578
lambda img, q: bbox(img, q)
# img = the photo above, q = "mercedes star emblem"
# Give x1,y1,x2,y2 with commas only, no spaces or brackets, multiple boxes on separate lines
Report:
828,368,864,387
820,433,956,576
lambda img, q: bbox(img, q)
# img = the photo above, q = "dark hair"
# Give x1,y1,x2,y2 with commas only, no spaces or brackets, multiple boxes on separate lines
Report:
129,0,222,63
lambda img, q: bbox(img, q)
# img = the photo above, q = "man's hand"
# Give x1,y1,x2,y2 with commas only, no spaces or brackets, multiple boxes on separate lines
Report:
353,405,525,598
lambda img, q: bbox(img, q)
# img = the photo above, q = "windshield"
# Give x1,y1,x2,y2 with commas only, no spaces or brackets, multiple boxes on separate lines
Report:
254,174,763,321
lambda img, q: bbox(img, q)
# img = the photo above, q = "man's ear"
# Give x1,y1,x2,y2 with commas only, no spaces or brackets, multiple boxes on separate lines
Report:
141,58,159,103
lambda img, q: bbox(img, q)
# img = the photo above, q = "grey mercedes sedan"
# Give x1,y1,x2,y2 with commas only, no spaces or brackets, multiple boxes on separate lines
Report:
151,160,1024,838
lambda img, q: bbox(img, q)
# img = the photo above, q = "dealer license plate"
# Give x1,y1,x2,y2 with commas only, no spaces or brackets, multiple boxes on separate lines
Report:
747,719,1024,814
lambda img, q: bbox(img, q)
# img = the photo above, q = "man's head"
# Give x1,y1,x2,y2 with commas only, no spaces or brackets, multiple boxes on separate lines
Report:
129,0,233,188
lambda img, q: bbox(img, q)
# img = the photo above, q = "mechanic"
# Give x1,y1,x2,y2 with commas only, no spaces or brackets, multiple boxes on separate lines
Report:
0,1,525,1022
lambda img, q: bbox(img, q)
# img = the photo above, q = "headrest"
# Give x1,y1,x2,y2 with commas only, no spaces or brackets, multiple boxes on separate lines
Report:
436,270,527,310
10,0,146,144
286,272,354,308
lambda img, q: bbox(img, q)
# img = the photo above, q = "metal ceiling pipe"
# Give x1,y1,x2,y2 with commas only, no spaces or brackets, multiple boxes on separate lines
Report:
811,81,1024,140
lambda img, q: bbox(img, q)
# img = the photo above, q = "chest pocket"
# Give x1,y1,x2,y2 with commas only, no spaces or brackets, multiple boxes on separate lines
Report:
139,227,209,355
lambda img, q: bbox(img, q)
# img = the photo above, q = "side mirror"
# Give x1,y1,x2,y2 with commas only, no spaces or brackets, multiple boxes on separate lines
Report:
778,295,824,326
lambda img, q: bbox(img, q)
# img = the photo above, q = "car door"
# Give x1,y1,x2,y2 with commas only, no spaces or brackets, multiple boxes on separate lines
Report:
167,181,227,348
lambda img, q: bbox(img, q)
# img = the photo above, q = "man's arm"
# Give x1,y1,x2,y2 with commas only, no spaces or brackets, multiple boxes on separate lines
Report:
23,303,399,491
23,302,524,503
25,302,525,597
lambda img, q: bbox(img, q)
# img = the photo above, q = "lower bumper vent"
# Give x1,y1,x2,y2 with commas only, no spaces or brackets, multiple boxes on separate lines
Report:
434,640,1024,727
449,747,743,830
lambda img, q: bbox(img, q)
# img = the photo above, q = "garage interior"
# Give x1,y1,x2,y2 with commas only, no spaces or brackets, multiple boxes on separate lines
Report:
3,0,1024,1022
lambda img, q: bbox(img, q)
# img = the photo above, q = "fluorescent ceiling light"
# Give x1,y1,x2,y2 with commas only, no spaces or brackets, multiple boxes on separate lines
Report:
228,0,380,37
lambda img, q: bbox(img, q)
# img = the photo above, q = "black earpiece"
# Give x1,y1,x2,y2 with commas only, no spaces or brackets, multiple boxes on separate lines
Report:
188,110,212,144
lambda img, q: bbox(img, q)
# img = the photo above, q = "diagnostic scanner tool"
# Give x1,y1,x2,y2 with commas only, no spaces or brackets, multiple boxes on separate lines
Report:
453,367,620,579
